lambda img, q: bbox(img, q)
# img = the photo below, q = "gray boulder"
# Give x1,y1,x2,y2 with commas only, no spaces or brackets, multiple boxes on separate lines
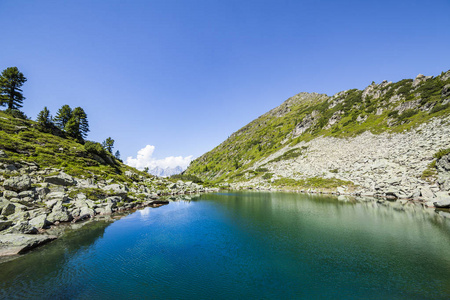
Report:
29,214,49,229
2,190,18,199
103,184,128,197
420,186,435,199
79,206,95,217
4,221,38,234
45,191,68,202
19,190,35,199
105,196,121,206
0,200,16,216
3,175,32,192
44,173,76,186
434,196,450,208
47,209,71,223
0,234,57,256
35,186,50,199
0,220,13,231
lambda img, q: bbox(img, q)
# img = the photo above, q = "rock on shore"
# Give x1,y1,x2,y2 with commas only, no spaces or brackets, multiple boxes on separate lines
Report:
0,163,218,257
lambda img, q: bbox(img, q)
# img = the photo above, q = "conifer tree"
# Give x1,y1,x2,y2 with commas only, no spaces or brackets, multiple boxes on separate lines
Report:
36,106,53,128
102,137,115,153
0,67,27,110
114,150,121,160
65,107,89,140
53,105,72,130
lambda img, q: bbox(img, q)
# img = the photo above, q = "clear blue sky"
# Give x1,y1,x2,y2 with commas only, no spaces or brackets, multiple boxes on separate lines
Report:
1,0,450,168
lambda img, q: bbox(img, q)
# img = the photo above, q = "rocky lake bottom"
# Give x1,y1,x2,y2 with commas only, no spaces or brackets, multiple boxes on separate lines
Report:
1,191,450,299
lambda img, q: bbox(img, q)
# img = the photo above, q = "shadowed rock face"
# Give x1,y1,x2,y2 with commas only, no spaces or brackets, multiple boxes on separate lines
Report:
0,234,57,256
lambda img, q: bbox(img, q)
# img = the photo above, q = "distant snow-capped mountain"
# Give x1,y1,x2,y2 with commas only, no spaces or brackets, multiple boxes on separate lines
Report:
148,166,184,177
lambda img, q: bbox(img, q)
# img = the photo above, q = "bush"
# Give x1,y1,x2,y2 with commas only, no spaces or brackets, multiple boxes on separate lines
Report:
4,108,28,119
262,172,273,180
430,103,450,114
170,174,204,184
84,141,106,156
269,148,303,163
434,148,450,160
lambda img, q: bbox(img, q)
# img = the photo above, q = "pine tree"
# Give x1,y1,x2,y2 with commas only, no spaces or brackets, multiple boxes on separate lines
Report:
102,137,115,153
36,106,53,128
65,107,89,140
53,105,72,130
114,150,121,160
0,67,27,110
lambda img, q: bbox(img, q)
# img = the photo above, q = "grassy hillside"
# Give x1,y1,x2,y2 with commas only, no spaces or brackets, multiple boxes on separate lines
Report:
0,110,147,182
185,70,450,184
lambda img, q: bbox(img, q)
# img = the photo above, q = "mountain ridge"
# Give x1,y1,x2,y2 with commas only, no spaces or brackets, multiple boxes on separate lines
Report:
185,70,450,205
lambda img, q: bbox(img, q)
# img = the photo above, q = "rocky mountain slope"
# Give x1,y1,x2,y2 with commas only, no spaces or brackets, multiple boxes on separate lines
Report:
149,166,184,177
0,111,216,257
185,70,450,206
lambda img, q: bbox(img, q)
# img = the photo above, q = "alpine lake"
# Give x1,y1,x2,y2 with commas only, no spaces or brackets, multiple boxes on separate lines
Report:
1,191,450,299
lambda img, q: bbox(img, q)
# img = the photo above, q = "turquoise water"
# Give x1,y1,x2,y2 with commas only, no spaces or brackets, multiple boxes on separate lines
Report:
1,192,450,299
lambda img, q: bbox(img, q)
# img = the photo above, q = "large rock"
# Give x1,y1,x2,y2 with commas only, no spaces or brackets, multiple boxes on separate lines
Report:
29,214,50,229
434,194,450,208
94,203,113,215
420,186,435,199
47,202,71,223
2,190,18,199
0,200,16,216
4,221,38,234
3,175,32,192
103,184,128,197
0,220,13,231
47,209,71,223
44,173,76,186
45,191,68,202
0,234,57,256
79,206,95,217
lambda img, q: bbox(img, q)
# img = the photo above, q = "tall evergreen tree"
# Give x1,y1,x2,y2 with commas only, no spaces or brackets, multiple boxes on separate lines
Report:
36,106,53,128
114,150,121,160
65,107,89,140
102,137,115,153
0,67,27,110
53,105,72,130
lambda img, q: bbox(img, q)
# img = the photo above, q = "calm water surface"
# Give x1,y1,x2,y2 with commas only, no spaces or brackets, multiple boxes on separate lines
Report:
1,192,450,299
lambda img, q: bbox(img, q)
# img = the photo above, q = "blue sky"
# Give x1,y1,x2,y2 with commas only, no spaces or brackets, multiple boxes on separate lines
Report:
1,0,450,169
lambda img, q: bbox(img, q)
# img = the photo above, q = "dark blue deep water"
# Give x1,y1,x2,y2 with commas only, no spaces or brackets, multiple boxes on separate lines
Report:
1,192,450,299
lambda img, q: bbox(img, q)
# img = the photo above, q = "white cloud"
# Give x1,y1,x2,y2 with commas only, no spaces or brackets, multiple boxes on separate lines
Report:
126,145,193,170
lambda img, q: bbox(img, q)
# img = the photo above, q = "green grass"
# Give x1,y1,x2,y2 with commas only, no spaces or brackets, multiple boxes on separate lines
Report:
0,110,151,182
273,177,355,189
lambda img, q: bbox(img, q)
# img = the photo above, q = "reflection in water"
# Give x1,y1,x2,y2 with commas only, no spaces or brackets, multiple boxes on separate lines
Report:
1,192,450,299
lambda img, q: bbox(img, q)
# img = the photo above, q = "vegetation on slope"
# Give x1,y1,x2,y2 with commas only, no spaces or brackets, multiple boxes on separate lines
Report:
185,70,450,185
0,110,147,182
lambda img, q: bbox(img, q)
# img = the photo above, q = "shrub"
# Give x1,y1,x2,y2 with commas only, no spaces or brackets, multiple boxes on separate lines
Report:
84,141,106,156
430,103,450,114
262,172,273,180
4,108,28,119
269,148,303,163
434,148,450,160
170,174,204,184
